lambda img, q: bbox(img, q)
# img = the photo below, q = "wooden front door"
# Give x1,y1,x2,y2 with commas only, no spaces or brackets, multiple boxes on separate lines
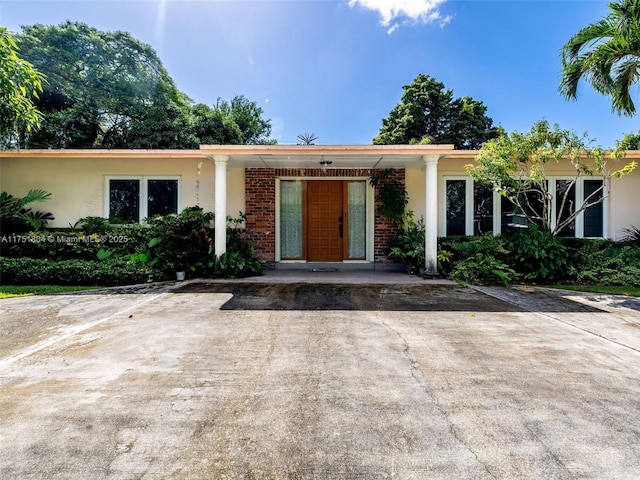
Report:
307,180,343,261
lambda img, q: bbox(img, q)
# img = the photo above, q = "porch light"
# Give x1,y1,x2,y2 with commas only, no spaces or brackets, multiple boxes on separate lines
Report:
319,158,333,172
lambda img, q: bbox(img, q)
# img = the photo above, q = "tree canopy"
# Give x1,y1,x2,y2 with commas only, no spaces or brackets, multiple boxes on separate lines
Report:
467,120,637,235
11,21,273,148
0,27,45,148
373,74,501,149
559,0,640,116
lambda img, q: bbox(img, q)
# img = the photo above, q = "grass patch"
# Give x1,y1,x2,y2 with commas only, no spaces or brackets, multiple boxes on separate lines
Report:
547,285,640,297
0,285,101,298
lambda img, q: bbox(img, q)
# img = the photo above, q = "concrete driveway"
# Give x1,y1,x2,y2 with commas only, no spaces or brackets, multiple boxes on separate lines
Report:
1,277,640,479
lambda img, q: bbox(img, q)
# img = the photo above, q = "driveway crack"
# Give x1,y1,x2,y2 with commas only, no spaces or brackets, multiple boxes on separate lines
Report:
374,313,498,480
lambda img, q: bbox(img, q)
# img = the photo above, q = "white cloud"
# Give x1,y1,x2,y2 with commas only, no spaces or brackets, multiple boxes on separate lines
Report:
348,0,451,33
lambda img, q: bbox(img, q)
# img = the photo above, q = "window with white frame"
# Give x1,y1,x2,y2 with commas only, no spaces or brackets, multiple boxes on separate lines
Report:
107,177,180,222
443,176,606,238
443,178,495,236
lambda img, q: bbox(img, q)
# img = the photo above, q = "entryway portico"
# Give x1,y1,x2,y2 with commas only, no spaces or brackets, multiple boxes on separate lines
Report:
201,144,457,275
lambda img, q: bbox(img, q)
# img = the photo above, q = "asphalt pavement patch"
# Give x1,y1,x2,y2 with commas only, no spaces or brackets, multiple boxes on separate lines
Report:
175,283,526,311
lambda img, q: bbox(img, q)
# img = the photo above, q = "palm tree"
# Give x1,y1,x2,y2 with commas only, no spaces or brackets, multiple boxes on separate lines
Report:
559,0,640,116
296,133,318,145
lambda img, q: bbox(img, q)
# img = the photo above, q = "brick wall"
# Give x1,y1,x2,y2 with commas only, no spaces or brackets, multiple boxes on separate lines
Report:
244,168,405,264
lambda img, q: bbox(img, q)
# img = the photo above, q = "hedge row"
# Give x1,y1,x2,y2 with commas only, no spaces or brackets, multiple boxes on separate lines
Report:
0,257,154,286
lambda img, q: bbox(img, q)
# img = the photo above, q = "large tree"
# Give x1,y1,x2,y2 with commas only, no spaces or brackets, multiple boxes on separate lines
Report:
467,120,637,235
15,21,194,148
13,22,275,148
560,0,640,116
194,96,273,145
0,27,45,148
373,74,500,149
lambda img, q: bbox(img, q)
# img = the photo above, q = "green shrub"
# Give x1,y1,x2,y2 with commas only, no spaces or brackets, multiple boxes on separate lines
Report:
0,257,153,286
145,207,215,275
74,216,113,234
388,217,425,274
449,253,517,286
504,225,568,282
0,228,147,261
218,236,263,278
563,239,640,286
0,190,54,234
438,235,515,285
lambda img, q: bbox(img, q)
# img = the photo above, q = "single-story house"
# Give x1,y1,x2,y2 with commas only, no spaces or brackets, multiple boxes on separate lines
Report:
1,144,639,274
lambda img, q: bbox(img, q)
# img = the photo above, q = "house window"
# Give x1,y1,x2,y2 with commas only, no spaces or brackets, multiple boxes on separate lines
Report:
442,177,606,238
444,178,493,236
501,183,546,234
446,179,466,236
107,177,180,222
555,179,576,237
473,183,493,235
583,179,604,238
109,179,140,223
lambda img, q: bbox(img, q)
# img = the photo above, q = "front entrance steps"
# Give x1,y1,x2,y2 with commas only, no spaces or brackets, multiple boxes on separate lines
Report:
273,262,405,272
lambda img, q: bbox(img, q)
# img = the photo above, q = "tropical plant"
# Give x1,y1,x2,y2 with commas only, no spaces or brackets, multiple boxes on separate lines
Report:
388,216,425,274
369,169,409,227
297,133,318,145
467,120,637,235
0,27,45,148
438,235,516,285
560,0,640,116
144,207,214,275
504,225,568,281
373,74,501,149
217,235,263,278
73,216,112,234
0,189,54,233
621,225,640,245
449,253,517,286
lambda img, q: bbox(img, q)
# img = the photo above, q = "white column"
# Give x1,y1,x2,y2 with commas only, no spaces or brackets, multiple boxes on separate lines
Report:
423,155,441,276
213,154,229,258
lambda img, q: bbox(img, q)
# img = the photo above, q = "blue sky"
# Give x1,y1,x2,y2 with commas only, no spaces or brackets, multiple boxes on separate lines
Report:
1,0,639,148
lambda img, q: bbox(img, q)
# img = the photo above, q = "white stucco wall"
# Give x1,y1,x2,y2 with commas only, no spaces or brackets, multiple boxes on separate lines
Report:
0,155,245,229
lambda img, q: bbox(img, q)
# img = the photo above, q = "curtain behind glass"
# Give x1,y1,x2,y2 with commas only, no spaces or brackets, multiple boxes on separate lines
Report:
348,182,366,259
280,181,303,258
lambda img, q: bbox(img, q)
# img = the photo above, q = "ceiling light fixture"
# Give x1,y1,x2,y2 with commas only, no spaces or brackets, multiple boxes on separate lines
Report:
319,158,333,172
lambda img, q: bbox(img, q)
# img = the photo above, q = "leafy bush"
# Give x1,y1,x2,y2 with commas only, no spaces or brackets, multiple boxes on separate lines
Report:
0,229,146,261
0,257,153,286
218,236,263,278
0,190,54,234
144,207,215,275
504,225,568,282
73,216,113,234
388,217,425,274
449,253,517,286
439,235,516,285
369,169,409,226
563,239,640,286
1,208,264,284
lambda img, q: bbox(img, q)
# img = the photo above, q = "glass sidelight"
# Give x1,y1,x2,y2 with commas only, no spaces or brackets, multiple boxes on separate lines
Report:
280,180,304,259
347,181,366,259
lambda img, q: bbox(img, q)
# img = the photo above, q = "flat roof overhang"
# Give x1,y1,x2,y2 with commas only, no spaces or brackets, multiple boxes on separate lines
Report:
2,145,635,168
199,144,463,168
